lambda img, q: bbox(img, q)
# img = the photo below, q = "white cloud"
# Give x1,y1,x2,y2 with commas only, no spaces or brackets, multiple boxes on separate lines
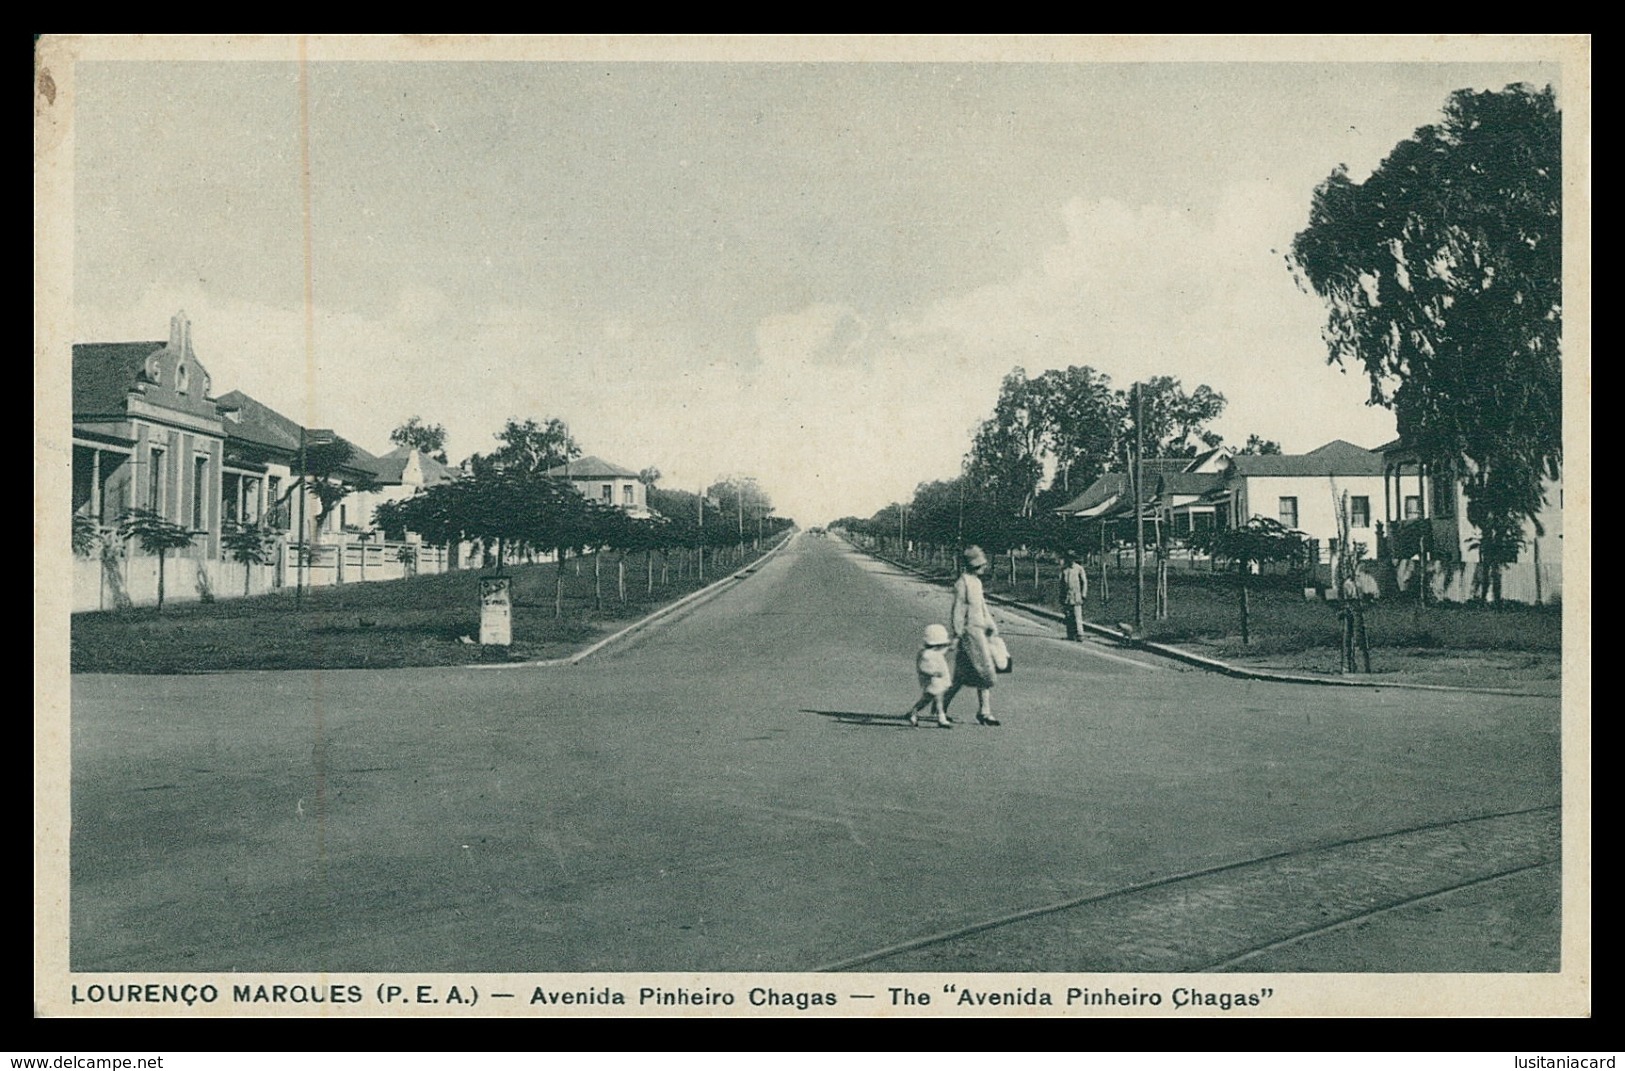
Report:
754,303,869,369
74,181,1397,528
889,185,1397,457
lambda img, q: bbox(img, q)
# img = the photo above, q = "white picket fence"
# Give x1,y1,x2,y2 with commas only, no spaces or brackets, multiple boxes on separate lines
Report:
72,538,456,612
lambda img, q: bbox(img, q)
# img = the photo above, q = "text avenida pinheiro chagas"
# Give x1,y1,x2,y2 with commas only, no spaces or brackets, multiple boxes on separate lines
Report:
71,981,1281,1011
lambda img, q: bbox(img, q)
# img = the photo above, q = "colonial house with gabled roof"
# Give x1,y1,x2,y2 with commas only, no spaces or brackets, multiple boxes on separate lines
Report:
1203,440,1387,557
544,455,652,518
1054,450,1231,547
1053,458,1203,524
73,312,229,609
214,390,388,542
74,312,449,609
372,445,457,502
1377,437,1562,604
370,445,463,570
1053,441,1387,575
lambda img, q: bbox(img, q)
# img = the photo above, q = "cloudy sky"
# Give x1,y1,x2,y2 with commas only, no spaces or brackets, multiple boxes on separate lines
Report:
66,43,1563,524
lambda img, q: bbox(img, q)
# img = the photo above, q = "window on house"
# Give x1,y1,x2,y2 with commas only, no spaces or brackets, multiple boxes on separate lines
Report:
1349,496,1371,529
268,476,287,530
176,364,189,395
192,456,208,530
1431,470,1455,518
1278,496,1298,529
148,447,166,516
601,483,613,502
623,484,635,505
1403,495,1423,520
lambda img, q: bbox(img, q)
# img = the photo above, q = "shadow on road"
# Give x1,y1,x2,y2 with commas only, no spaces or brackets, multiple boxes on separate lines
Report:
799,708,914,729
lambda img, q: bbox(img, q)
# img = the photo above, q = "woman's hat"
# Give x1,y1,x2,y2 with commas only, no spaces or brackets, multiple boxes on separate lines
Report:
962,545,989,569
923,623,950,646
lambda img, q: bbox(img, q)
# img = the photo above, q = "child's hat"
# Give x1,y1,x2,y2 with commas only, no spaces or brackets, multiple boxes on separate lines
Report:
923,623,950,646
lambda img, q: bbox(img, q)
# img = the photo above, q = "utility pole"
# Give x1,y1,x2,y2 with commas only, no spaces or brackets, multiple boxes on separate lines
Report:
296,424,307,608
698,487,705,581
957,472,964,545
1133,382,1145,633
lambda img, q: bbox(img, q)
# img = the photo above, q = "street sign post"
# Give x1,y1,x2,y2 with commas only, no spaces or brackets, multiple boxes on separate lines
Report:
479,577,512,646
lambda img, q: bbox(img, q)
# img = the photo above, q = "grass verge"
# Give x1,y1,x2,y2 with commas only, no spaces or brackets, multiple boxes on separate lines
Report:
72,543,774,674
879,544,1562,692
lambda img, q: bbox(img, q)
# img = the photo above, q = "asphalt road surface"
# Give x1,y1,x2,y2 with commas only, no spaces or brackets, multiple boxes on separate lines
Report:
69,534,1562,973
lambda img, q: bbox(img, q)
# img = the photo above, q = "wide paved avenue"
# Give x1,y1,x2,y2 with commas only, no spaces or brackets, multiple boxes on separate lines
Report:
70,534,1562,972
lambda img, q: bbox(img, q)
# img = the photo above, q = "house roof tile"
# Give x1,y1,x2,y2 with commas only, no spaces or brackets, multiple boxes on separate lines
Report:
374,445,458,486
215,390,303,452
1227,441,1384,477
72,342,167,415
1160,472,1226,495
1052,473,1126,515
544,455,641,479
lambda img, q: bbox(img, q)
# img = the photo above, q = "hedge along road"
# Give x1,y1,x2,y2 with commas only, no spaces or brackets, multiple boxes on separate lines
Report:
68,534,1561,973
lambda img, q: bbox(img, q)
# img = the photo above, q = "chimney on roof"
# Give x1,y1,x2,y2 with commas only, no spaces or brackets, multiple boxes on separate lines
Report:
170,311,192,357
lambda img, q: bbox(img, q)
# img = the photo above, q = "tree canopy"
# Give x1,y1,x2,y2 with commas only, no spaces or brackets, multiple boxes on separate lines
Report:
1126,376,1228,460
705,476,773,522
468,417,581,477
965,366,1227,517
1290,83,1562,563
1235,434,1283,456
291,436,379,531
390,416,449,463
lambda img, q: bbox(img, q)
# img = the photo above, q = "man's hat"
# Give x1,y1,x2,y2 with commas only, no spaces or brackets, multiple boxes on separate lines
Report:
962,545,989,569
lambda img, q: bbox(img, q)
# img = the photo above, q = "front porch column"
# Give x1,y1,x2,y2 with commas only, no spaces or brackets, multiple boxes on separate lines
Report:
90,449,102,522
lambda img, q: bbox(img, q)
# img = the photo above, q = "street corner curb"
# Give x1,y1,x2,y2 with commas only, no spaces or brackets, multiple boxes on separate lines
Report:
847,540,1549,697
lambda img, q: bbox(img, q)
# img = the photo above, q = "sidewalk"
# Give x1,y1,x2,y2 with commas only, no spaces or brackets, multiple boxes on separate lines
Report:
853,542,1560,698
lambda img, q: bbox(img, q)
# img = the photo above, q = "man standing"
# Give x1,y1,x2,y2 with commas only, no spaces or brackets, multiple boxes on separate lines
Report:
1059,551,1088,642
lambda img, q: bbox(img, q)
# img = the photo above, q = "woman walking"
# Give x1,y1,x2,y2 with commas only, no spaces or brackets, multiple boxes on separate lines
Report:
944,545,1002,726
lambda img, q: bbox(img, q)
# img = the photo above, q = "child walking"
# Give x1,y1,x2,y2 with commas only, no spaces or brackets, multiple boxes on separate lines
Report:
906,623,955,728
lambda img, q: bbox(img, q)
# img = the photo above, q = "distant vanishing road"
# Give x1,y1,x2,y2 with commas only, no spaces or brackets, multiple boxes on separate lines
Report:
69,534,1562,973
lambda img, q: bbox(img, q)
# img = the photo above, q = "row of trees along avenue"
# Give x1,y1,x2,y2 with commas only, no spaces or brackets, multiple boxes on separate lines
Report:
373,417,791,617
839,84,1561,652
836,370,1272,575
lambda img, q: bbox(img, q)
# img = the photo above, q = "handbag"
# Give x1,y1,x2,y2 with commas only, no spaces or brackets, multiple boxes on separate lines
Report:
987,632,1013,674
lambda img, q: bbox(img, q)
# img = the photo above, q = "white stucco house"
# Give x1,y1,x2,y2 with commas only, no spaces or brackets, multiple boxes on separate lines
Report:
544,455,652,518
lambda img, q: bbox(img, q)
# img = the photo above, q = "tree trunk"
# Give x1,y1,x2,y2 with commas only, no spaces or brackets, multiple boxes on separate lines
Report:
594,553,603,611
555,550,565,619
1238,556,1249,645
618,557,626,602
1340,608,1354,673
156,549,167,613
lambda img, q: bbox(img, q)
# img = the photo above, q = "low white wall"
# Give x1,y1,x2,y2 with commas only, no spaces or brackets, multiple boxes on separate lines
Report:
73,539,456,612
1393,558,1562,605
